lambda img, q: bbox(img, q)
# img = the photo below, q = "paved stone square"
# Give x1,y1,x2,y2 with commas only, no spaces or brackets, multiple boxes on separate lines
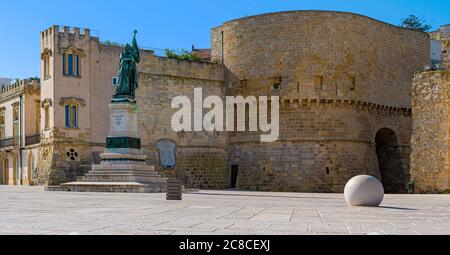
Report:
0,186,449,235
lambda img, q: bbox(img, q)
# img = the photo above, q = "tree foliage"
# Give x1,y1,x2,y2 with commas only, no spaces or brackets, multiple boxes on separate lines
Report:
400,15,432,32
101,40,124,47
164,49,201,62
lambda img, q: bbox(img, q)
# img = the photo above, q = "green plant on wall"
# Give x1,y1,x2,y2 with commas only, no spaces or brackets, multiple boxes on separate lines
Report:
164,49,201,62
101,40,124,47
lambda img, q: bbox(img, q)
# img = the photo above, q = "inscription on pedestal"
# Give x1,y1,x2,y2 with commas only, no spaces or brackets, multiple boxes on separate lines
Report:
113,114,125,127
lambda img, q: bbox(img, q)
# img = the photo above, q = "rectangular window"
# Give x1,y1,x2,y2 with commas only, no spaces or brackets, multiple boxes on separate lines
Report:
65,105,78,128
44,105,50,130
71,105,77,128
76,55,80,77
13,123,19,138
62,54,66,76
65,105,70,128
63,53,80,77
314,75,323,89
13,108,19,138
0,115,4,139
43,55,50,78
68,54,74,76
349,77,356,91
35,101,41,132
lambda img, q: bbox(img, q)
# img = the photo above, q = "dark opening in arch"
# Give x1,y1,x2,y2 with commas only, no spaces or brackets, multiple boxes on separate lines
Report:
375,128,407,193
230,165,239,189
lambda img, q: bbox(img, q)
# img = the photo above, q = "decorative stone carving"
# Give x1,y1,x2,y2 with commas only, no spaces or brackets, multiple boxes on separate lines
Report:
40,48,53,59
59,97,86,107
155,139,176,169
66,148,80,162
41,98,53,108
59,46,85,57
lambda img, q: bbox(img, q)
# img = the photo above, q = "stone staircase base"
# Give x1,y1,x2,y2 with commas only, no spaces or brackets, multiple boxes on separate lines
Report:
56,163,167,193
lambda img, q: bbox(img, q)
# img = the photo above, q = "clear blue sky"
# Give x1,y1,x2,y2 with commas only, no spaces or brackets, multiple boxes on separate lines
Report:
1,0,449,79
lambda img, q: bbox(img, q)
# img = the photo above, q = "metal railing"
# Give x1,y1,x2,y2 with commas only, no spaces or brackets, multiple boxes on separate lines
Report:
99,41,188,57
25,134,41,146
0,137,19,149
426,59,445,71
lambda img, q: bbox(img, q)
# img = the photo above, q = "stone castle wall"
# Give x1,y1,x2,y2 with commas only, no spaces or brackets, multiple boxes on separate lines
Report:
411,71,450,193
411,25,450,193
212,11,429,104
211,11,428,192
137,55,229,189
228,100,412,192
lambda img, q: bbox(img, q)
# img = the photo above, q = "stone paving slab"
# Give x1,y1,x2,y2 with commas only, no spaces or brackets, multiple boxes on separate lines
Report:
0,186,450,235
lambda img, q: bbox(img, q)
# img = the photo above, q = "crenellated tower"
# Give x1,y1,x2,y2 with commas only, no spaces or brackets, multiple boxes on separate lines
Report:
38,25,124,185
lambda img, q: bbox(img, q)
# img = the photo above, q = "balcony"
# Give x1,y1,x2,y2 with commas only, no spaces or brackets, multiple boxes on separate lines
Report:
0,137,19,149
25,134,41,146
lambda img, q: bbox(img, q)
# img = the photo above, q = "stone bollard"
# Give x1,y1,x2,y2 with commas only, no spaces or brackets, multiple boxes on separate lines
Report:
344,175,384,207
166,179,182,200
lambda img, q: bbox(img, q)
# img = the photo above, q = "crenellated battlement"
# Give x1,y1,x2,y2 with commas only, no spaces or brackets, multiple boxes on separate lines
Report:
41,25,95,42
0,79,40,103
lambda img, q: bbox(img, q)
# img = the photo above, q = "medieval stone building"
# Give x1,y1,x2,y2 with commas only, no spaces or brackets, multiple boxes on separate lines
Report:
0,10,444,193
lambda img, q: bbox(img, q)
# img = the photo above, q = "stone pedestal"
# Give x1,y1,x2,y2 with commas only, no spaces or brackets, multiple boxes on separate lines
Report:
61,102,167,193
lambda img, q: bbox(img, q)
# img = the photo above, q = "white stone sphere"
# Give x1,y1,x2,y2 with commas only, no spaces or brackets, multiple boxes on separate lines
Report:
344,175,384,207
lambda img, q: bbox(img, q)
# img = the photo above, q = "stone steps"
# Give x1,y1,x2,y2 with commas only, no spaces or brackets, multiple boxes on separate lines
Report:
91,164,155,171
65,162,169,193
84,170,162,177
78,175,167,183
60,182,166,193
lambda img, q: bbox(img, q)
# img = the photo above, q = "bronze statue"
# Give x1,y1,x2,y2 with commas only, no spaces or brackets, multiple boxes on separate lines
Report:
113,30,140,102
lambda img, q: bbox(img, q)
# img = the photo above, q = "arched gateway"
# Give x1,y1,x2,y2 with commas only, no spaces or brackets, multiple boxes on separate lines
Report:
375,128,407,193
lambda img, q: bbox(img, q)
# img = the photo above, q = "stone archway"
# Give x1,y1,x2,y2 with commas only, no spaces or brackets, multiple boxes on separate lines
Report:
375,128,407,193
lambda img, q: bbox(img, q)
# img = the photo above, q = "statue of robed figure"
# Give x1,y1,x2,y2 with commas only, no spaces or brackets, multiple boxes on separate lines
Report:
113,30,141,102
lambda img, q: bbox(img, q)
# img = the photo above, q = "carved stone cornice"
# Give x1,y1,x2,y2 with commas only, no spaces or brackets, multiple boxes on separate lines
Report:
41,98,53,108
59,97,86,107
59,45,85,57
41,48,53,59
278,97,412,116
